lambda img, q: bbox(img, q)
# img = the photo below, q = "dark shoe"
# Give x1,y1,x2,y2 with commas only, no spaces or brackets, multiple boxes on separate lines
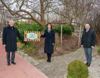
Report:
87,63,90,67
47,59,51,63
49,60,51,63
7,62,10,66
47,59,49,62
48,59,51,63
11,62,16,65
86,62,88,65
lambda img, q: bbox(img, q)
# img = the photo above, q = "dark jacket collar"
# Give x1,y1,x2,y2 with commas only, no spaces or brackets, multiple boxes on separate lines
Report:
46,29,53,33
84,28,91,31
8,24,14,27
8,24,15,30
84,28,92,34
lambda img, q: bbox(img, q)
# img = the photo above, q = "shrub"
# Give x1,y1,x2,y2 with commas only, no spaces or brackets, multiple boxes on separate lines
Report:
14,21,43,42
67,60,89,78
53,25,73,35
98,46,100,54
70,25,74,32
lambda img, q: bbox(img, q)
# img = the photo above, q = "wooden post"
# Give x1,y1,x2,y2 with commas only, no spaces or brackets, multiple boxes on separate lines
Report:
61,24,63,54
78,25,82,46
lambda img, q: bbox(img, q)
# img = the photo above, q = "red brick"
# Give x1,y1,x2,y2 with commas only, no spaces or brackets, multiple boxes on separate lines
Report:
0,40,48,78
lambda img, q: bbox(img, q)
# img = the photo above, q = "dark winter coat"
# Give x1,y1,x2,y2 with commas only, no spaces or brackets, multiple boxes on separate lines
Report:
81,29,96,48
2,25,24,52
41,29,55,54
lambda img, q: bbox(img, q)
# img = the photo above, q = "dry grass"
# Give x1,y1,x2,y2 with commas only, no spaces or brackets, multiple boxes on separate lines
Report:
18,33,79,59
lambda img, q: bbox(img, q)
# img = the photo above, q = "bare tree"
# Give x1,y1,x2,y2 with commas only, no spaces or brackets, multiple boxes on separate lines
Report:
49,0,96,45
0,0,55,27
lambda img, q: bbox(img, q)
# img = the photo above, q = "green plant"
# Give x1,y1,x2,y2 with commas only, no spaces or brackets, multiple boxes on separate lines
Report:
53,25,73,35
98,46,100,54
67,60,89,78
70,25,74,32
14,21,43,43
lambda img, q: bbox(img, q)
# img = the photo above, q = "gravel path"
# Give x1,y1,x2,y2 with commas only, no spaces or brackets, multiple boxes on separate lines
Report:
88,55,100,78
18,47,99,78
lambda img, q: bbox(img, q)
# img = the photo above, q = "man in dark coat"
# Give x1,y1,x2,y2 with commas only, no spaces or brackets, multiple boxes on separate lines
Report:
81,24,96,67
41,24,55,62
2,21,26,66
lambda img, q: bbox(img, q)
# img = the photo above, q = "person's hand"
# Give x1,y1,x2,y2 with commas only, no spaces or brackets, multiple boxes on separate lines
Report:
81,45,83,48
91,46,95,48
24,38,27,41
39,34,41,37
52,43,55,45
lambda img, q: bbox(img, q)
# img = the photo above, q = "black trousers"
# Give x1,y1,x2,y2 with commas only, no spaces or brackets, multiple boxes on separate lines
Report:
7,52,15,63
47,53,52,61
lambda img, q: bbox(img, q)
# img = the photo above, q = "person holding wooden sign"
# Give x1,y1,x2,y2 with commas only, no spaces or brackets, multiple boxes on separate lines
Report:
2,21,27,66
40,23,55,63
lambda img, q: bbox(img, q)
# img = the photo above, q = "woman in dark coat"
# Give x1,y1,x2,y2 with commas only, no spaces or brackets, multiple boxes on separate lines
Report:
41,23,55,62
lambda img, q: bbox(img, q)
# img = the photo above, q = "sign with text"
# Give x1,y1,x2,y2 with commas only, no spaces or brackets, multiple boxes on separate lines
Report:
24,31,40,41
